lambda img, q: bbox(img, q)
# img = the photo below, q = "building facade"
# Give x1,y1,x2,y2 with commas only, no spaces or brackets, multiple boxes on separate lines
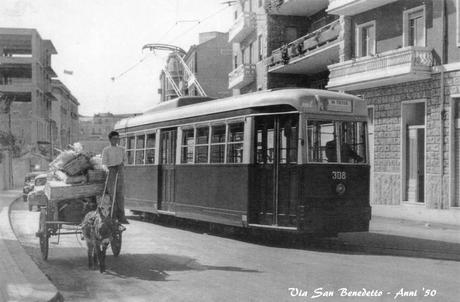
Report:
159,31,233,102
0,28,57,158
79,112,139,154
51,79,79,150
228,0,460,224
229,0,338,95
325,0,460,224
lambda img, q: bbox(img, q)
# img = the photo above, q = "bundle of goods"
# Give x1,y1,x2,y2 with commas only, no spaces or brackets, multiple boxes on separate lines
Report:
62,153,92,176
50,142,106,185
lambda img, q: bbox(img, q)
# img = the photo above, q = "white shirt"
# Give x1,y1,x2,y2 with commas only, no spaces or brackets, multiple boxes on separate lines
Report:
101,145,126,167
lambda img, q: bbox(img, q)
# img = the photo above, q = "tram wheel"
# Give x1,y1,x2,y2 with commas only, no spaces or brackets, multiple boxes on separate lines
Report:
111,232,122,257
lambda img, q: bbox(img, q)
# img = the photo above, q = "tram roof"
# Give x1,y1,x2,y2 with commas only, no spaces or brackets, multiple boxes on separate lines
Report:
114,89,364,130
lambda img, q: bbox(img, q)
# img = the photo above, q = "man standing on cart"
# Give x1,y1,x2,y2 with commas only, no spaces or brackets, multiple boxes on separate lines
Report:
102,131,129,224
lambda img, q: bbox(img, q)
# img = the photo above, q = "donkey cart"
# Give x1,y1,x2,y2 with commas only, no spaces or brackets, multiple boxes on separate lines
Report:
37,181,122,260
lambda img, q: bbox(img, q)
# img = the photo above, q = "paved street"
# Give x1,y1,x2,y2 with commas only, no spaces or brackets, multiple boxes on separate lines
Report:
10,199,460,302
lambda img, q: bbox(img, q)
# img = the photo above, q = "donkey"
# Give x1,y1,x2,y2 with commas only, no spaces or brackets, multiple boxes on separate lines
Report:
81,207,118,273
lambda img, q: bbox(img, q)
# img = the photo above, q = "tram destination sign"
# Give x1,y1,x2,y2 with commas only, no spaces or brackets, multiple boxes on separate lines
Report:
319,97,353,113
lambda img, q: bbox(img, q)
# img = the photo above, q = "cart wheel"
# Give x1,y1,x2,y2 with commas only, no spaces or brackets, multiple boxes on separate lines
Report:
39,210,49,260
111,231,122,257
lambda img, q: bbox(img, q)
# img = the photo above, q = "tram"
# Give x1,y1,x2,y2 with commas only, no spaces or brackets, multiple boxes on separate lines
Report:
114,89,371,235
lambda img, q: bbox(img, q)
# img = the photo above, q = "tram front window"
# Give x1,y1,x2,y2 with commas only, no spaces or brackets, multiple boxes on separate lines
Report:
341,121,366,163
307,120,367,163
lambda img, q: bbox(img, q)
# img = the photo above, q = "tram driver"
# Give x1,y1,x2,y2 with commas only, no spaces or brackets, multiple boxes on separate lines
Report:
325,139,363,163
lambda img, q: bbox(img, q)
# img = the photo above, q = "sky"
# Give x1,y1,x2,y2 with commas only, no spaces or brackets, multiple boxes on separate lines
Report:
0,0,235,116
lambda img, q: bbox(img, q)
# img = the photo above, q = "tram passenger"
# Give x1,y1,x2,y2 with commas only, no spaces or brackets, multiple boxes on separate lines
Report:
102,131,129,224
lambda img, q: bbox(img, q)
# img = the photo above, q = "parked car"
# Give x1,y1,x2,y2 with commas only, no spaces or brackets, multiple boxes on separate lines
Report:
27,173,48,211
22,171,45,201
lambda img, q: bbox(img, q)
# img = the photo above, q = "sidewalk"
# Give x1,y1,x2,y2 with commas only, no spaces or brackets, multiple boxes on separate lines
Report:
338,216,460,261
0,189,62,302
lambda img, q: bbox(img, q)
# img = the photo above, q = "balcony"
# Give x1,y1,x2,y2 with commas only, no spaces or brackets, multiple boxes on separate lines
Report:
0,91,32,102
268,20,341,74
228,64,256,89
0,77,32,85
265,0,326,16
0,76,34,99
228,12,256,43
327,0,398,16
0,55,34,65
327,47,433,91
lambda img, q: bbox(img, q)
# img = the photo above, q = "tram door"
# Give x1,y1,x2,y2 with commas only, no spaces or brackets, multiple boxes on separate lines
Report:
253,114,298,227
159,128,177,212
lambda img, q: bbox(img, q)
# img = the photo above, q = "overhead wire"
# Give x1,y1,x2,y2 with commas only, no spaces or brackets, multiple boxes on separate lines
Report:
165,5,231,44
110,3,232,83
110,55,151,82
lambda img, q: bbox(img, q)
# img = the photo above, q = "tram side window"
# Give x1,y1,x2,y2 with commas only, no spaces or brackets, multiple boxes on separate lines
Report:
181,128,195,164
119,136,127,148
135,134,146,165
195,126,210,163
255,117,275,164
227,122,244,163
145,132,156,164
307,120,336,163
126,136,135,165
210,124,226,163
280,115,298,164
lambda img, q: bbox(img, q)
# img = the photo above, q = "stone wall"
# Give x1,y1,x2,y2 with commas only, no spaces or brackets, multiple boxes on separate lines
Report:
353,75,448,208
425,173,450,209
373,173,400,205
351,69,460,209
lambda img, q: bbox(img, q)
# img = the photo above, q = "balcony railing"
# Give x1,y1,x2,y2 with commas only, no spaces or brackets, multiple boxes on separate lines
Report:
0,77,32,85
268,20,340,69
327,0,398,16
265,0,327,16
228,12,256,43
327,46,433,91
228,64,256,89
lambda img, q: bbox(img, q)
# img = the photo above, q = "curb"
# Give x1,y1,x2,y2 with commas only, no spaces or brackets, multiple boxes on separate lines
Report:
0,192,64,302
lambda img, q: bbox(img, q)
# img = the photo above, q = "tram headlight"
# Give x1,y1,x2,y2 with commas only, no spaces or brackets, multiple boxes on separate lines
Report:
336,183,346,195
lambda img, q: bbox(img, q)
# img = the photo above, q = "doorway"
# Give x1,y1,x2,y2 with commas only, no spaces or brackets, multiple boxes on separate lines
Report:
159,128,177,212
402,101,425,203
252,114,299,227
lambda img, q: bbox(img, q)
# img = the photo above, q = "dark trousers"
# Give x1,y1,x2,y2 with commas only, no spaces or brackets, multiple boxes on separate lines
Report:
107,165,125,220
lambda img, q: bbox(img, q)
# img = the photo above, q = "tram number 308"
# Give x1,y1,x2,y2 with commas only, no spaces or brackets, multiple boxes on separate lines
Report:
332,171,346,180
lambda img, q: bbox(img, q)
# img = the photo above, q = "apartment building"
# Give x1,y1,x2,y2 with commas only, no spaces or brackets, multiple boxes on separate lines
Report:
51,79,79,150
159,31,232,102
229,0,340,95
0,28,57,157
325,0,460,223
228,1,460,224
